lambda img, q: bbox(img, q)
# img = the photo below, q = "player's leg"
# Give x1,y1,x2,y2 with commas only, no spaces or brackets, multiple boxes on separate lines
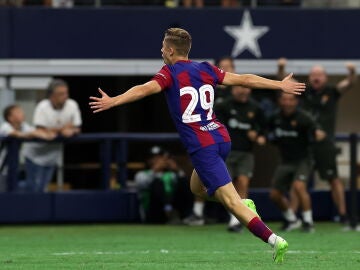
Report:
314,141,348,224
292,160,314,232
190,143,288,262
215,182,288,263
183,172,206,225
330,178,347,220
226,151,252,232
270,164,301,231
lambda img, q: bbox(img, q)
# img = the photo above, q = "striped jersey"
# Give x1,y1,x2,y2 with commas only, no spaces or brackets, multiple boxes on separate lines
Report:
152,60,231,153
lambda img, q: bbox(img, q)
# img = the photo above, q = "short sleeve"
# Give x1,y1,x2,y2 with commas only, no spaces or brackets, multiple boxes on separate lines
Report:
71,101,82,127
0,122,14,136
152,65,173,91
210,64,226,84
33,103,47,127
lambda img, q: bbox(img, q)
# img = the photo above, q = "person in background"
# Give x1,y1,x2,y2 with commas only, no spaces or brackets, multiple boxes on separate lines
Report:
279,59,357,226
135,146,184,224
182,0,203,7
221,0,240,7
268,92,326,232
23,79,82,192
0,0,23,6
214,56,236,105
0,105,54,192
215,85,266,232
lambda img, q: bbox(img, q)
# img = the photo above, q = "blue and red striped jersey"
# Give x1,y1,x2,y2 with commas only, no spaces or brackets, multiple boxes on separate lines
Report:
152,60,231,153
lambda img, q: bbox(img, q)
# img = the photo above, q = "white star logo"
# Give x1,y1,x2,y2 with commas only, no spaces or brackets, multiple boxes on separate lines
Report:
224,10,270,58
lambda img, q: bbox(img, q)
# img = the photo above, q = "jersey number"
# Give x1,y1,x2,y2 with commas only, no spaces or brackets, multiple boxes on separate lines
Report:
180,84,214,123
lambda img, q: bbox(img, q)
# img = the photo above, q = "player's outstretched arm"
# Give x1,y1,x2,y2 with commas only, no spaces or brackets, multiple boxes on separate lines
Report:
89,81,162,113
222,72,306,95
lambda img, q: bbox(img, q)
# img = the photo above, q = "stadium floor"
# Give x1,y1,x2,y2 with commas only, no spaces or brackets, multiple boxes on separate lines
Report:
0,223,359,270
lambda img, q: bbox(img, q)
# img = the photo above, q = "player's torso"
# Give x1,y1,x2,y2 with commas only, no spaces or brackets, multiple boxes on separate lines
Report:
302,86,339,136
272,111,311,160
164,61,230,153
217,98,259,151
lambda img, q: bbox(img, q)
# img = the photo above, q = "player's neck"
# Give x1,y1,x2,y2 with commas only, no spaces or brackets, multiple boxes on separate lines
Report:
170,56,189,65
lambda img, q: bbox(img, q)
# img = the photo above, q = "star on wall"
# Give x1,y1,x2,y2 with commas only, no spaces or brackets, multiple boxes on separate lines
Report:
224,10,270,58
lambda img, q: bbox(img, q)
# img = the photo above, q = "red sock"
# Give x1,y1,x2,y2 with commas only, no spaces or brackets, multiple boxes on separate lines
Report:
247,217,273,243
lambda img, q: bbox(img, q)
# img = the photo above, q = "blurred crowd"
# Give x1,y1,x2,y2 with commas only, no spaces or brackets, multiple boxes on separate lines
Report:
1,0,360,8
0,79,82,192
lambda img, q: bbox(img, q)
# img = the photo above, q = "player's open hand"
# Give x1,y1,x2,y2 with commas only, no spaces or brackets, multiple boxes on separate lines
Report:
281,73,306,95
89,88,115,113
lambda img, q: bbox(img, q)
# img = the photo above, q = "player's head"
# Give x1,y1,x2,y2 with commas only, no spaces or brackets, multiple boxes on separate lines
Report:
162,28,192,64
47,79,69,108
215,56,235,73
3,104,25,125
278,92,299,115
309,65,328,90
231,85,251,102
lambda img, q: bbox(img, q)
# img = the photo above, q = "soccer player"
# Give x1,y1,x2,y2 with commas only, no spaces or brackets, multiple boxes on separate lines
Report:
89,28,305,262
268,92,326,232
215,85,266,232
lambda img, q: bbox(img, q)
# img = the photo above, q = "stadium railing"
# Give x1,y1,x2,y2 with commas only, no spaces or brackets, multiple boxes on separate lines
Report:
0,132,358,227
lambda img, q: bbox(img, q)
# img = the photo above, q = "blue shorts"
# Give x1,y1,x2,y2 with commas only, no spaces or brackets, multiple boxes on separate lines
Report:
190,142,232,196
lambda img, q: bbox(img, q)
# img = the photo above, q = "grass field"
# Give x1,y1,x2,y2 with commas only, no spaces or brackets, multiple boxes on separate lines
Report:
0,222,359,270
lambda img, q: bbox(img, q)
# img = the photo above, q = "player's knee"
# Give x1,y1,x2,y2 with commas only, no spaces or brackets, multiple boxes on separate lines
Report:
292,180,306,192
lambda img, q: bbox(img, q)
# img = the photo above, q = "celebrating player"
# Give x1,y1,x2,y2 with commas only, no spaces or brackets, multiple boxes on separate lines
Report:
89,28,305,262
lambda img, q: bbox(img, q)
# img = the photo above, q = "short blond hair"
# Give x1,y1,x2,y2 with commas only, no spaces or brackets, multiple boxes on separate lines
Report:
164,28,192,56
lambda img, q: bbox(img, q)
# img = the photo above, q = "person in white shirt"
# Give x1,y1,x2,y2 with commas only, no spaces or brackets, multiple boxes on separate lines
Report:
23,79,82,192
0,105,53,192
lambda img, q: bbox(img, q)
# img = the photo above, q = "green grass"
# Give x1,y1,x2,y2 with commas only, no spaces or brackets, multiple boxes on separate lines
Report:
0,223,359,270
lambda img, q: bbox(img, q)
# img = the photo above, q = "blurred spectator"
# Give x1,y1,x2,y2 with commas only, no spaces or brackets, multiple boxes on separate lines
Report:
182,0,203,7
44,0,73,7
268,92,326,232
135,146,186,224
0,0,23,6
23,79,82,192
215,85,266,232
0,105,53,192
214,56,235,105
221,0,240,7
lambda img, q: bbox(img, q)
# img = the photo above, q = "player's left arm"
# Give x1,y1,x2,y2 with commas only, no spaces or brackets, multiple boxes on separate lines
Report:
336,62,357,94
89,81,162,113
222,72,305,95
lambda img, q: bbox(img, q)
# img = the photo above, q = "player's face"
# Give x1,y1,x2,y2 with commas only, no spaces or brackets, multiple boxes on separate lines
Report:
231,86,251,102
51,85,69,108
309,66,328,90
9,107,25,124
279,93,298,114
218,59,235,73
161,40,172,65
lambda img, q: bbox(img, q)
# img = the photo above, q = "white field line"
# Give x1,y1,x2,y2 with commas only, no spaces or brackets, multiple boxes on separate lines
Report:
52,250,360,256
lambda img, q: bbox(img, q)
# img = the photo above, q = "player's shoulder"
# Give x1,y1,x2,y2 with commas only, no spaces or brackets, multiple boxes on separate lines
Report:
296,109,313,122
66,98,80,107
35,99,51,110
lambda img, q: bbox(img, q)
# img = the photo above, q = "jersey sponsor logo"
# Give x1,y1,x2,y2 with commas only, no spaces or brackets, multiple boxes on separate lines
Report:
228,118,251,130
200,121,221,131
275,128,298,138
321,95,329,104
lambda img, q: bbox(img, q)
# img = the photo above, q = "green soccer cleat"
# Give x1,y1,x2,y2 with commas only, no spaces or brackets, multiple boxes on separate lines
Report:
243,199,260,218
273,236,288,263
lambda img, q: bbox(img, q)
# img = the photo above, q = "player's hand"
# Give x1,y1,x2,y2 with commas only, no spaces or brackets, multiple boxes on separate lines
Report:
346,62,356,74
315,129,327,142
89,88,115,113
247,130,258,141
278,58,287,67
257,136,266,146
280,73,306,95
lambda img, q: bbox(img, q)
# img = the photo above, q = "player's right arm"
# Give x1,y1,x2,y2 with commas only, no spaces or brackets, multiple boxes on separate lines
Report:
89,81,162,113
222,72,305,95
